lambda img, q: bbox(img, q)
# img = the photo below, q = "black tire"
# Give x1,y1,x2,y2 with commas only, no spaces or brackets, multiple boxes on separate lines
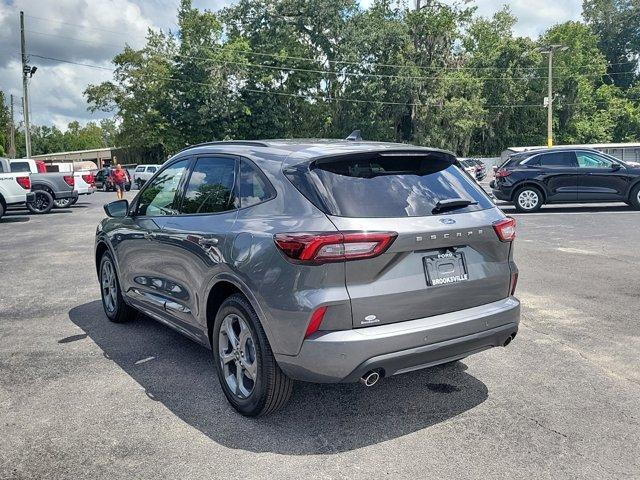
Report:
136,179,144,189
212,294,293,417
629,183,640,210
53,197,72,208
125,184,131,192
26,190,54,214
513,185,543,213
99,252,137,323
68,197,78,206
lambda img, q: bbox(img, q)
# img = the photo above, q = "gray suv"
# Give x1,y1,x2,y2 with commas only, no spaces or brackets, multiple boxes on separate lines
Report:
96,140,520,416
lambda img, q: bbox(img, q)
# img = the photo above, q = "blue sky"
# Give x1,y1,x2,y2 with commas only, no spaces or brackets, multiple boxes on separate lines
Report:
0,0,582,129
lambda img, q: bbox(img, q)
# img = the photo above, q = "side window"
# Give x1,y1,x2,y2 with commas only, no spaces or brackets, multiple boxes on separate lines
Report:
10,162,30,172
576,152,615,169
136,159,189,216
147,167,157,173
539,152,577,168
238,160,276,208
0,163,4,173
135,166,145,172
180,157,237,214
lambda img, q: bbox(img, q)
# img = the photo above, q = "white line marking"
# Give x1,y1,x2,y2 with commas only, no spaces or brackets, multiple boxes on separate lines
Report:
134,356,155,365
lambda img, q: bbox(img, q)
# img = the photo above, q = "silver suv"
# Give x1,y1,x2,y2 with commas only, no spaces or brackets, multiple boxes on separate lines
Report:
96,140,520,416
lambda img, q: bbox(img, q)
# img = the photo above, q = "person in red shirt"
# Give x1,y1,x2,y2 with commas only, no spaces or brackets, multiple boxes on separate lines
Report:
112,163,127,200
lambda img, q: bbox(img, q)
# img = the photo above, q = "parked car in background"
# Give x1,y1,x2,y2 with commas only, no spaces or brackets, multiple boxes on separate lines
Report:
0,158,34,220
95,168,132,192
490,147,640,212
470,159,487,181
9,159,78,214
132,164,161,189
96,139,520,416
458,159,479,180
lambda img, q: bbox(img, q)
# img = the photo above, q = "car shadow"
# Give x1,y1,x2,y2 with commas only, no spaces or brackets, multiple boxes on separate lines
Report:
68,300,489,454
0,213,30,223
498,203,635,214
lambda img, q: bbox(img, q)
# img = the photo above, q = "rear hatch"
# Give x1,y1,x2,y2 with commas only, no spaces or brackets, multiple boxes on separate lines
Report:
285,149,513,328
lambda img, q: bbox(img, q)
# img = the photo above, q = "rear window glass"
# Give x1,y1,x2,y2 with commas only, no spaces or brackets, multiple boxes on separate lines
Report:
10,162,30,173
286,153,493,218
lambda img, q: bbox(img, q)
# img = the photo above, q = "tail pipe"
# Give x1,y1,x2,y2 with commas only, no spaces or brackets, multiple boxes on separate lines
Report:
503,331,517,347
360,370,381,387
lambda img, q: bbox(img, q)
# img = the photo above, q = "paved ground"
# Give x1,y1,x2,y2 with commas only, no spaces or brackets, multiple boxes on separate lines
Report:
1,191,639,480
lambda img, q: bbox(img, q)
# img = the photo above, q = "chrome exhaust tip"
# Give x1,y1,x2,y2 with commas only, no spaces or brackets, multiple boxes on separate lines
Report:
360,370,380,387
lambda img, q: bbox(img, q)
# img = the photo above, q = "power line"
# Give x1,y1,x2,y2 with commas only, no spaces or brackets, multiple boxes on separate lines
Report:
22,24,638,75
26,53,640,110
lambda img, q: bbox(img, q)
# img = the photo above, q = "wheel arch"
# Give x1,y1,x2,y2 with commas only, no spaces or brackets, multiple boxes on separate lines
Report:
510,181,547,202
628,178,640,199
31,183,55,196
204,275,275,350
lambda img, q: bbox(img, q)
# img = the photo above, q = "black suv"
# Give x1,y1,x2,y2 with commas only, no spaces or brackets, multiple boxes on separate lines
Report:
490,148,640,212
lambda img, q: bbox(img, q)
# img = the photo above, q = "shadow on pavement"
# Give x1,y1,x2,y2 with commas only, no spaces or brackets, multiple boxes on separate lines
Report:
68,300,488,454
498,203,635,214
0,215,29,223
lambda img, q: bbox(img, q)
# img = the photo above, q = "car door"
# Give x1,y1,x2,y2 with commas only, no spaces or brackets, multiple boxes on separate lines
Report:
576,151,628,202
116,158,191,321
536,151,578,202
158,155,240,338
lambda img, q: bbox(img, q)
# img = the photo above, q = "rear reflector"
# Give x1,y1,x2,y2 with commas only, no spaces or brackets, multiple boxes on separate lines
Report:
63,175,75,187
16,176,31,190
305,306,328,338
274,231,397,264
493,217,516,242
509,271,519,295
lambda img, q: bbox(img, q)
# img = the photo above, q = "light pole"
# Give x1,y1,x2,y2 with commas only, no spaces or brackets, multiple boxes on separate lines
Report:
539,44,568,147
20,11,37,158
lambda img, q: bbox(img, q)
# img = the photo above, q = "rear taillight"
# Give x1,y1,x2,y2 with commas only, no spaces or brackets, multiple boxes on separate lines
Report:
509,271,518,295
274,231,397,264
16,176,31,190
63,175,75,187
493,217,516,242
82,173,95,185
494,169,511,178
305,306,328,338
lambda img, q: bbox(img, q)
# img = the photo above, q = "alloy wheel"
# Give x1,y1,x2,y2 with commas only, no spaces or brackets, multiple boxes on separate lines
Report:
101,259,117,313
218,313,257,399
517,190,539,210
33,192,49,211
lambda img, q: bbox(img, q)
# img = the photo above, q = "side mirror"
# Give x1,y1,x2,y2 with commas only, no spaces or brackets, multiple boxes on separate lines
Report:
611,163,622,171
104,199,129,218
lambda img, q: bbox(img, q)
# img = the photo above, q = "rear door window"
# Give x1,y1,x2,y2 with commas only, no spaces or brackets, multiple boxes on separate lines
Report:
180,157,237,214
539,152,577,168
10,161,30,173
286,152,493,218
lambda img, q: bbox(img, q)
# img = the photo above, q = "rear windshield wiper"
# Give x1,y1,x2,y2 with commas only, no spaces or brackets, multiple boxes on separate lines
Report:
432,198,477,214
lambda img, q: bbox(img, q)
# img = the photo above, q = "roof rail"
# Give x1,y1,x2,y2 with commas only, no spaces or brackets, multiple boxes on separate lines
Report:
174,140,270,155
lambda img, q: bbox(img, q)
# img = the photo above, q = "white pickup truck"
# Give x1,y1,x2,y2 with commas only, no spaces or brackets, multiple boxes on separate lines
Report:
14,159,95,208
0,158,34,220
132,164,161,189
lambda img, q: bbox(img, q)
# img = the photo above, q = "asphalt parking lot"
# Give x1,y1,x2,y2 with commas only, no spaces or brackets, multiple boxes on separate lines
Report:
1,191,639,479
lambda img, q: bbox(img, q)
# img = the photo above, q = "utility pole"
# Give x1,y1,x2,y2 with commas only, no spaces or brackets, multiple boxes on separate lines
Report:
539,44,568,147
8,94,16,158
20,11,34,158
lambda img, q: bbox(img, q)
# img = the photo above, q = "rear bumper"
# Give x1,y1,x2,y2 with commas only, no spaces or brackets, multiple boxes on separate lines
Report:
275,297,520,383
56,190,79,200
491,188,512,201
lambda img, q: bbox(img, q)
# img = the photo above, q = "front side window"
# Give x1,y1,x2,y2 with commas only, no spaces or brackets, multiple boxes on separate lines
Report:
539,152,577,168
147,167,157,173
238,160,276,208
135,166,145,172
136,159,188,216
180,157,237,214
577,152,615,169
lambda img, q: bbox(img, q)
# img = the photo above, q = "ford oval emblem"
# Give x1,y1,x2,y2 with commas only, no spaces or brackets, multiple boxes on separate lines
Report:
439,218,456,225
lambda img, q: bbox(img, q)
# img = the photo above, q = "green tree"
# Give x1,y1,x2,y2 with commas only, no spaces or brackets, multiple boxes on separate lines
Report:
583,0,640,89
